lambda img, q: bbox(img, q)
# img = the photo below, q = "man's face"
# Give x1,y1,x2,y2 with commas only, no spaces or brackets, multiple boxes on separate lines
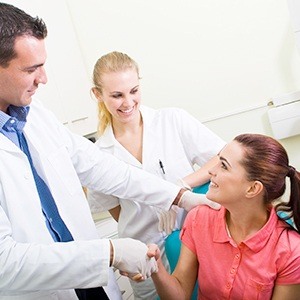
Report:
0,36,47,112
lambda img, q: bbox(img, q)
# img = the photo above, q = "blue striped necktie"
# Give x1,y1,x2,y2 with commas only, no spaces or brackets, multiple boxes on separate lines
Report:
17,130,73,242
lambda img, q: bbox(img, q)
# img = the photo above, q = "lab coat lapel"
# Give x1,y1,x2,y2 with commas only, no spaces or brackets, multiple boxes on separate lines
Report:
139,106,162,173
102,125,142,168
0,133,21,152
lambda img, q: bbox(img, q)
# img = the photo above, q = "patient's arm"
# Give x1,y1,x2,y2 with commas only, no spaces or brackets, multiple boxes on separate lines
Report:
151,244,198,300
272,284,300,300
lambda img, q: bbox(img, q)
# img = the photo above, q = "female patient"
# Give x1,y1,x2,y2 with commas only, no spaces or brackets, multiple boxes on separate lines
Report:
88,51,225,299
148,133,300,299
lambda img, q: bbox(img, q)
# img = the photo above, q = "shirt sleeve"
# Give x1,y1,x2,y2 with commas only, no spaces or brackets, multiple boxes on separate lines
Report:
276,229,300,285
180,207,198,254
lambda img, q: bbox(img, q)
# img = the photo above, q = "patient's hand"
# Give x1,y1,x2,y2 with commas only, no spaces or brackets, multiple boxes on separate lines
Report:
119,271,145,282
147,243,160,261
120,243,160,282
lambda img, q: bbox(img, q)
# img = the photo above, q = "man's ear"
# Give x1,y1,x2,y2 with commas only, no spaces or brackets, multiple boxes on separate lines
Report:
92,87,102,101
245,180,264,198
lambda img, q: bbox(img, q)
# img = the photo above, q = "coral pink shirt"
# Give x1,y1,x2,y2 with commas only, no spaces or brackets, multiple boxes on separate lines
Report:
180,206,300,299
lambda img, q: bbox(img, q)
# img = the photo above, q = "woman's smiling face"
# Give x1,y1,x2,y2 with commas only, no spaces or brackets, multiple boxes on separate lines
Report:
99,68,141,125
206,141,252,205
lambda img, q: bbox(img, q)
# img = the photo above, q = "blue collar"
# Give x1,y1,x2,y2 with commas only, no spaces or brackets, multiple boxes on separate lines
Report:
0,105,30,132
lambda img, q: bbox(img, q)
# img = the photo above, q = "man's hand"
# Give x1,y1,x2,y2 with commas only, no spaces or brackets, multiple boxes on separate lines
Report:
176,179,220,212
110,238,158,280
178,190,221,212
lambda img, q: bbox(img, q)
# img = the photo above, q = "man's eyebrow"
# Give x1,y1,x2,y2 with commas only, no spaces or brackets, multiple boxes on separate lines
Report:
22,63,44,70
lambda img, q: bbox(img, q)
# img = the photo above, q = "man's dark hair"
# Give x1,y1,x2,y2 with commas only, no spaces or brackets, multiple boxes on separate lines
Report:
0,2,47,67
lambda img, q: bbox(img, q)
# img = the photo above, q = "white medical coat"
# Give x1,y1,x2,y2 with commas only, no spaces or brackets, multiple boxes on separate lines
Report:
0,100,180,300
88,106,226,299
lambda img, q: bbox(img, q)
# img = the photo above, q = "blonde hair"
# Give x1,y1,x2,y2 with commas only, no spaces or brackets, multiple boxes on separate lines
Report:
92,51,140,135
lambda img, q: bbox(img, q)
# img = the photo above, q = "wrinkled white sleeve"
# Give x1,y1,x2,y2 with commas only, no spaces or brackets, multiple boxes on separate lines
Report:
61,126,180,211
0,205,110,291
88,189,120,212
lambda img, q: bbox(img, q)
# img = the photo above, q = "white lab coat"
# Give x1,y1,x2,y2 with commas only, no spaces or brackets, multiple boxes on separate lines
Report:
88,106,226,300
0,100,180,300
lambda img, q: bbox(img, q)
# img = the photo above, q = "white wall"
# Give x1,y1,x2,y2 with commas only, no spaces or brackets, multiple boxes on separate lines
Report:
65,0,300,169
6,1,300,167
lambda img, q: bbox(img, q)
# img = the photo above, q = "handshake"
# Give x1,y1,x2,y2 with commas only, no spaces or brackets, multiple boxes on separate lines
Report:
110,180,220,279
110,238,158,280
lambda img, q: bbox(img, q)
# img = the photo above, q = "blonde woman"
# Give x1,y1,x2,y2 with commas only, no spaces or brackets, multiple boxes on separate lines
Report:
88,51,225,299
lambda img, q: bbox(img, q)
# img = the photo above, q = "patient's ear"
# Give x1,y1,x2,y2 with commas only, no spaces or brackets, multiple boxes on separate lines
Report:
246,181,263,198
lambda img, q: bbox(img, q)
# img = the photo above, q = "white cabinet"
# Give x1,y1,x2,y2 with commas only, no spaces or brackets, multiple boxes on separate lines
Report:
5,0,98,136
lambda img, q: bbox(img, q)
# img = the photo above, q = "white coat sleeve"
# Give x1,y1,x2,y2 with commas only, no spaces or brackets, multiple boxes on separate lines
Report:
0,206,110,291
60,125,180,211
88,189,120,212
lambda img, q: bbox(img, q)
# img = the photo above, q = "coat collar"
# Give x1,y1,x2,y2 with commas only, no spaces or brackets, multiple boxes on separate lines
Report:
98,106,157,168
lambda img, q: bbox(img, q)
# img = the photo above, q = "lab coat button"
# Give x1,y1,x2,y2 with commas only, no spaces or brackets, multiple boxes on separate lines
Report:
24,173,30,179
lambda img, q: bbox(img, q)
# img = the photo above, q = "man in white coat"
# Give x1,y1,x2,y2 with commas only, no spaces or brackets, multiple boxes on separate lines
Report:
0,3,220,299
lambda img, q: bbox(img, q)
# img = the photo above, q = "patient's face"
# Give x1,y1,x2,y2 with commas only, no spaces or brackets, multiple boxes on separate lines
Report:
100,68,141,126
206,141,251,206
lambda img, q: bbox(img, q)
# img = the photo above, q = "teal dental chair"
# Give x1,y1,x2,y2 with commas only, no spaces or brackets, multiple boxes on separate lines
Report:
165,182,210,300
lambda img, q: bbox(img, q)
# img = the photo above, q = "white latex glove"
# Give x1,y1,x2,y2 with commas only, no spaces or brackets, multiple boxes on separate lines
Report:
177,178,192,190
157,205,180,235
178,190,221,212
110,238,158,279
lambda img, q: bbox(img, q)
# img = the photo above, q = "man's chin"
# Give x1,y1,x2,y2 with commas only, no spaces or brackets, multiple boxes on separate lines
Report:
19,97,33,107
